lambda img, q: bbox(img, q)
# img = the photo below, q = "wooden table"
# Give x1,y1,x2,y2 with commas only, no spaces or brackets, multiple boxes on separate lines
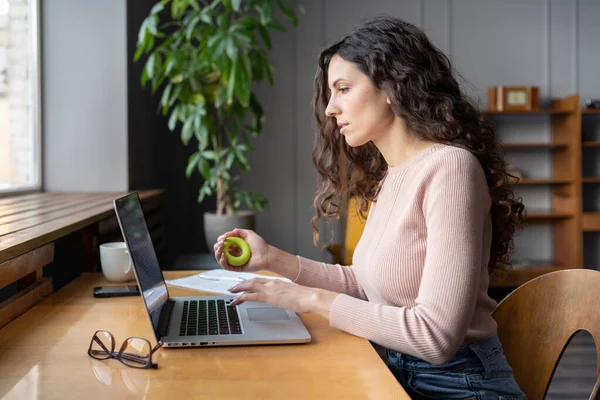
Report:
0,271,409,399
0,191,164,329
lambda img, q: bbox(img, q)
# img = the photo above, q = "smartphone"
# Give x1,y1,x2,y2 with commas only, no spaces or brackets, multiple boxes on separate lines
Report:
93,285,140,298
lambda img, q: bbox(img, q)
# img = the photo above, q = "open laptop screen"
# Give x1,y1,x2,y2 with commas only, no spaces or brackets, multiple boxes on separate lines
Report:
114,193,169,341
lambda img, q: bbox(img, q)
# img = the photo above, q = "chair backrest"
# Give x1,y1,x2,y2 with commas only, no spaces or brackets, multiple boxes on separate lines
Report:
492,269,600,400
342,197,369,265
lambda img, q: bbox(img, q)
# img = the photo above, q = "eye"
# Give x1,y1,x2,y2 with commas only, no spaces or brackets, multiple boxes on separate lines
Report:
339,87,350,94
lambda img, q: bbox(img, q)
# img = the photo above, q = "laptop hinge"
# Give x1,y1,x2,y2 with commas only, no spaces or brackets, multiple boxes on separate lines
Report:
158,299,176,337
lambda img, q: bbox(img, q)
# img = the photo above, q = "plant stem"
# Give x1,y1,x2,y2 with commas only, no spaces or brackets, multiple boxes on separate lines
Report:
215,108,234,216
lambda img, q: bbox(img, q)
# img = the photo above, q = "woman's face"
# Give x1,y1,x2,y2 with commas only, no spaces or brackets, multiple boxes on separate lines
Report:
325,55,395,147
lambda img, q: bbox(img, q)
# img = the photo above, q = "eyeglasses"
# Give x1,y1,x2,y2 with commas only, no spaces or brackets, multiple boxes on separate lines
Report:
87,330,162,369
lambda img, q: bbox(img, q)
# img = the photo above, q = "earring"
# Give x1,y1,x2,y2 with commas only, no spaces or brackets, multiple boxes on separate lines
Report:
386,98,391,105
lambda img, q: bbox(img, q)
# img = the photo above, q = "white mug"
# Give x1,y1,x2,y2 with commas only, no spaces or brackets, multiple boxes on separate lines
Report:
99,242,134,282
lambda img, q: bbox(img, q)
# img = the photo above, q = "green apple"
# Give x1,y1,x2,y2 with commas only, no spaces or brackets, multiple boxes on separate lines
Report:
223,237,252,266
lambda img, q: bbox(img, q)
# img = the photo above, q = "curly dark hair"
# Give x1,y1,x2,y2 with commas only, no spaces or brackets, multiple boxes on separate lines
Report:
310,16,525,275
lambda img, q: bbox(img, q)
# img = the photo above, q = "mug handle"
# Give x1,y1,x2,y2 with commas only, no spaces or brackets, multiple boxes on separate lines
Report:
124,250,133,275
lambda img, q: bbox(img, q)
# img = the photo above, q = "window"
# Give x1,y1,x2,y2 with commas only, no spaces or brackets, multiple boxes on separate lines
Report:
0,0,41,194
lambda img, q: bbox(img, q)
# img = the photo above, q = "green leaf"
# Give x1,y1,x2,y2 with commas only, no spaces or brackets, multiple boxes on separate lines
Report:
196,124,209,149
202,150,218,160
169,84,182,107
198,158,210,179
267,20,286,32
181,118,194,145
236,150,249,170
171,0,181,18
226,58,237,104
168,107,179,131
145,52,156,79
217,15,228,29
137,19,148,46
186,152,200,178
232,31,252,50
198,183,212,203
226,152,235,169
186,15,202,40
276,0,297,25
150,2,165,15
133,43,145,62
206,32,226,59
160,83,173,107
141,67,149,87
231,0,242,12
225,37,238,61
234,15,257,31
265,56,274,85
164,53,176,76
193,113,201,132
147,16,158,35
199,12,212,24
256,1,273,25
257,24,271,49
235,54,252,107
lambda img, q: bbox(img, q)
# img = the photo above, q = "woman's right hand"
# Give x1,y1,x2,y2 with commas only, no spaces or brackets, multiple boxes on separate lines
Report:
213,229,270,273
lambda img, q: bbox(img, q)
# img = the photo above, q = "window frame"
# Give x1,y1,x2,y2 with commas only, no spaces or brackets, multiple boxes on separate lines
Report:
0,0,42,198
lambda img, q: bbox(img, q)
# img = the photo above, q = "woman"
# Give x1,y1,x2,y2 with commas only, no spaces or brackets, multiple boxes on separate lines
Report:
213,16,526,399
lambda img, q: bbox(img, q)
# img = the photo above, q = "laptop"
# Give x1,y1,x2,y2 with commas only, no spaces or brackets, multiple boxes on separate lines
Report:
113,192,311,348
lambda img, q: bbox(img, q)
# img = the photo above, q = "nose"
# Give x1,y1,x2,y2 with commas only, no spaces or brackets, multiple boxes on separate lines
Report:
325,97,339,117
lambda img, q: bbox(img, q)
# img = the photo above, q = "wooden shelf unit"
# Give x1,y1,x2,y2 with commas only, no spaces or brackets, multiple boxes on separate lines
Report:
582,212,600,232
490,265,570,288
483,94,583,288
502,142,568,148
514,178,572,185
582,108,600,233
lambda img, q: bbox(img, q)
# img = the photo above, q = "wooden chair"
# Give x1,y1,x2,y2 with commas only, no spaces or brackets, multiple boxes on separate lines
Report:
492,269,600,400
327,197,369,265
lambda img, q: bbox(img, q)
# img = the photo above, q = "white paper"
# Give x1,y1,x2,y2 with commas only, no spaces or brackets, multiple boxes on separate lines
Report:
165,269,292,296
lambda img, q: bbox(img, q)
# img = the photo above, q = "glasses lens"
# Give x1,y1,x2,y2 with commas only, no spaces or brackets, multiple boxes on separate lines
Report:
119,338,151,368
89,331,114,360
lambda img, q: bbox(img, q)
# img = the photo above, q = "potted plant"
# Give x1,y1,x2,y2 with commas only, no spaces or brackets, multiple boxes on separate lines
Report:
135,0,301,249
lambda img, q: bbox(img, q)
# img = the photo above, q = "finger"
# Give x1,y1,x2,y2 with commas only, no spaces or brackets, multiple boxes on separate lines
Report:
230,292,263,306
228,278,271,293
230,228,249,239
218,253,247,273
219,253,230,269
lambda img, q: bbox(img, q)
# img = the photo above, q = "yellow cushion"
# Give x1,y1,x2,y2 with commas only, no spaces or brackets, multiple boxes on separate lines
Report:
344,197,370,265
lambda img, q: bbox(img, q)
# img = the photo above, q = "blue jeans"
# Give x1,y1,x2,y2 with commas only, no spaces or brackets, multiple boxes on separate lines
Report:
384,334,526,399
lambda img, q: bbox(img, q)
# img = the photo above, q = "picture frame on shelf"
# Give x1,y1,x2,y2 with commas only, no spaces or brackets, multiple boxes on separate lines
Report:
488,86,539,112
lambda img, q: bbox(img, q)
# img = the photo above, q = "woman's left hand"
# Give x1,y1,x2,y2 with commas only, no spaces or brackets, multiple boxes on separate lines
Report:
229,278,338,318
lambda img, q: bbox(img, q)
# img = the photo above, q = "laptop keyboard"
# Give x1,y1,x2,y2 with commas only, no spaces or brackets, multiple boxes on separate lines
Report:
179,299,242,336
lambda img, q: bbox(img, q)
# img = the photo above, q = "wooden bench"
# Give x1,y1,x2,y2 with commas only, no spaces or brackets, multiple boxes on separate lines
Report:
0,190,165,329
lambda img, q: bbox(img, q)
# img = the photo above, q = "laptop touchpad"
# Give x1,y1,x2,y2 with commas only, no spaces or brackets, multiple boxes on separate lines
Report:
247,308,290,321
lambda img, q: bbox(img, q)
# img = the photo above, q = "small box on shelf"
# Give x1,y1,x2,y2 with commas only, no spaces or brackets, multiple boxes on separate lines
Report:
488,86,540,112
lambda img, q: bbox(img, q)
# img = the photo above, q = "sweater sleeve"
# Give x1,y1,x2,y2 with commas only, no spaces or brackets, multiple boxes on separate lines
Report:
328,153,491,365
293,256,367,300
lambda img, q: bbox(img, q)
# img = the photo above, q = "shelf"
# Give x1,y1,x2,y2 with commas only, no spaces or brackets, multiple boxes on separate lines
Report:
583,213,600,232
490,265,569,288
482,109,570,115
524,211,574,220
512,178,572,185
582,177,600,183
583,141,600,147
582,109,600,114
501,143,568,149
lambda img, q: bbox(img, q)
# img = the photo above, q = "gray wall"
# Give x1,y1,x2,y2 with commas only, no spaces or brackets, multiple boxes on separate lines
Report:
243,0,600,265
42,0,128,191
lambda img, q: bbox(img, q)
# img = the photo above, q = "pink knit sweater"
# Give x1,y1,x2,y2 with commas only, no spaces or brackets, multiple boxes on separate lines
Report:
294,143,498,365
